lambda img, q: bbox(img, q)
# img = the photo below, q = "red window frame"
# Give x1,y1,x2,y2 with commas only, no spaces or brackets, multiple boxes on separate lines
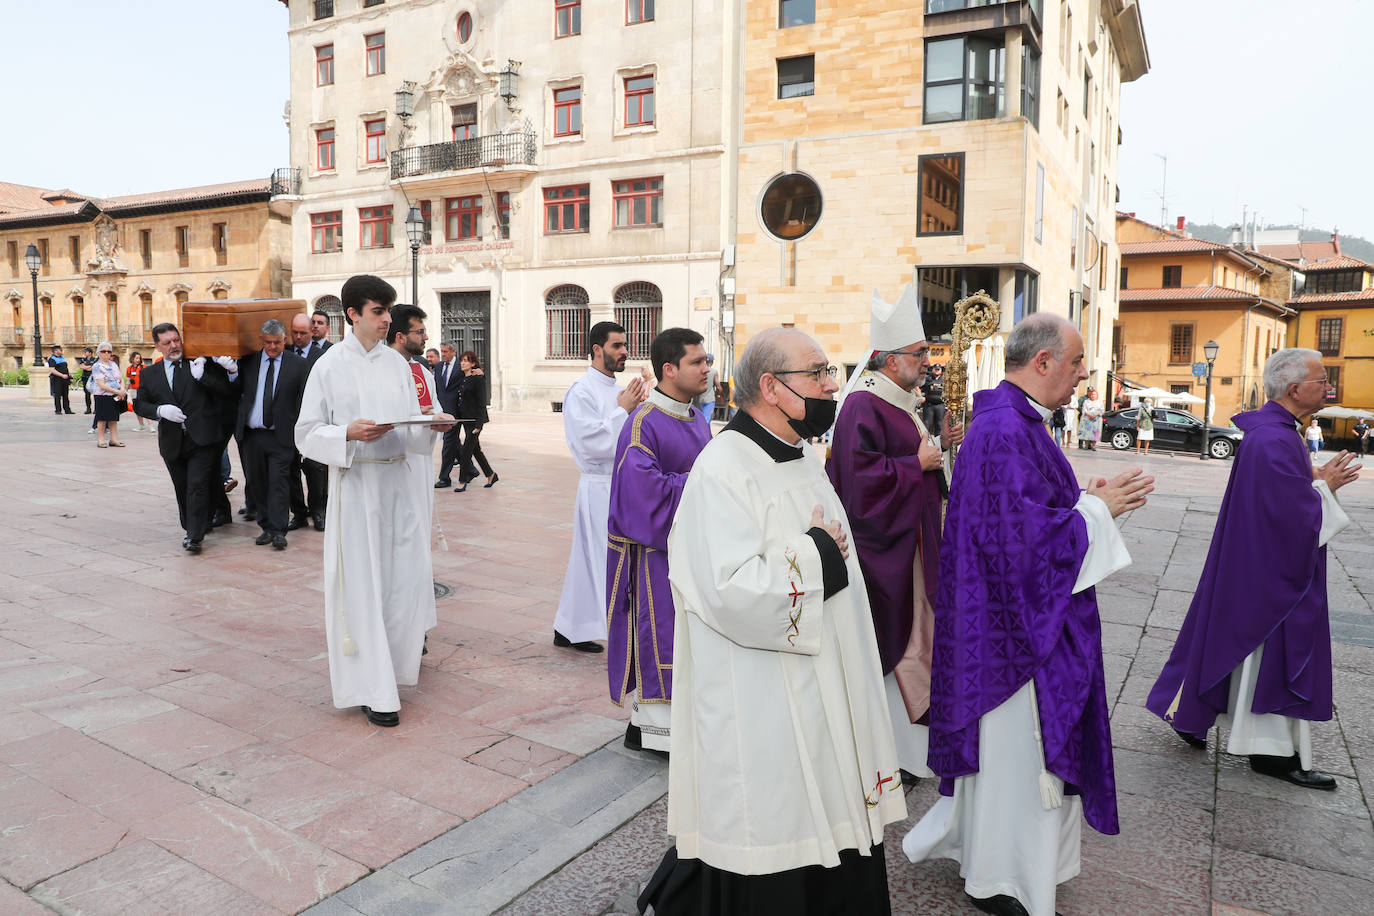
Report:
418,200,432,244
457,11,473,42
365,118,387,163
359,205,393,249
496,191,511,239
624,75,654,126
365,32,385,76
311,211,343,253
315,44,334,86
613,177,663,228
316,128,335,170
554,85,582,137
452,103,477,141
626,0,653,25
555,0,581,38
544,184,590,234
445,196,482,241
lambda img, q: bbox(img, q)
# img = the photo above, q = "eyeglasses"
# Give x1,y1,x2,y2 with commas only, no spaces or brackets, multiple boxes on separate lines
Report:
98,349,113,354
887,347,930,359
1298,377,1331,385
774,365,838,383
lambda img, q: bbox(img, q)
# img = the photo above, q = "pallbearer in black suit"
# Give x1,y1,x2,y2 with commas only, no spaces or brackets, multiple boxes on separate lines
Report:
288,313,328,530
433,342,464,487
236,320,309,550
310,309,334,356
135,323,237,553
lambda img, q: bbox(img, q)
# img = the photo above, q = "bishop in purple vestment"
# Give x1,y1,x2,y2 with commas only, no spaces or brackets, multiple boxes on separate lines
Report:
606,329,713,755
1147,348,1360,790
904,315,1152,916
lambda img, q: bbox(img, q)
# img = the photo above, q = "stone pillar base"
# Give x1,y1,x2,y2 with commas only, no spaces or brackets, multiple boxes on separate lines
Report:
27,365,51,403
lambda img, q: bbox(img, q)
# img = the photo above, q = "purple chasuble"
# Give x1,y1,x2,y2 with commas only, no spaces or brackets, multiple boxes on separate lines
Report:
607,396,712,706
929,381,1119,835
1146,400,1333,733
827,387,943,674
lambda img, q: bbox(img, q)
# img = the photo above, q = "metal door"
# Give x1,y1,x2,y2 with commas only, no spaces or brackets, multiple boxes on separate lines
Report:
439,291,491,403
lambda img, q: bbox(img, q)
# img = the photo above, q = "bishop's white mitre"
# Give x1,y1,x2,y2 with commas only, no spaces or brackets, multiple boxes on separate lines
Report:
869,282,926,353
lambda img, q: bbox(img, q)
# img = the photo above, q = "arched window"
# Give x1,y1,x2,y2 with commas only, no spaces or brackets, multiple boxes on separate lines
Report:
614,281,662,360
545,284,590,359
314,294,345,339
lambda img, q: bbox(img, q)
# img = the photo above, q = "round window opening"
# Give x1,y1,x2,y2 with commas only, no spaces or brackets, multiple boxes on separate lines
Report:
759,172,822,242
457,11,473,42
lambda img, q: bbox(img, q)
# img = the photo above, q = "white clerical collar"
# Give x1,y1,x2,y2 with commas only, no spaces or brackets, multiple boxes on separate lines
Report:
345,331,386,359
586,365,618,386
1009,383,1053,421
856,370,921,415
648,387,694,419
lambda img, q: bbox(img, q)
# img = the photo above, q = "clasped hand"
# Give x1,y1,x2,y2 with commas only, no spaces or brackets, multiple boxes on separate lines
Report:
1086,468,1155,518
809,505,850,560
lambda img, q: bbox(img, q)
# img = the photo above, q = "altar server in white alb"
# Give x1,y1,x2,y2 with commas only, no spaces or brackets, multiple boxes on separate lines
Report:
295,275,455,728
552,321,649,653
638,328,905,916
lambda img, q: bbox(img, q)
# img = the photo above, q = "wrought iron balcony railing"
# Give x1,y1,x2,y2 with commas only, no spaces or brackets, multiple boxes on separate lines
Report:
270,167,302,197
390,130,538,180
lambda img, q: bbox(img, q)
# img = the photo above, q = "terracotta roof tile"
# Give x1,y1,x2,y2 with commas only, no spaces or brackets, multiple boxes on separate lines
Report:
1255,240,1340,263
0,178,270,226
0,181,60,214
1119,238,1232,256
1120,285,1259,302
1289,288,1374,305
99,178,268,211
1296,254,1372,272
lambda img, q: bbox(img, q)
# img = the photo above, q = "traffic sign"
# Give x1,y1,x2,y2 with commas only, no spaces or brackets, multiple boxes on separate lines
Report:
1192,362,1206,378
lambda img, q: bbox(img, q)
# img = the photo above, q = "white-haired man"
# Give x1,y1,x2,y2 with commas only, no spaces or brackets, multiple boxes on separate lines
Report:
1149,348,1361,789
639,328,904,915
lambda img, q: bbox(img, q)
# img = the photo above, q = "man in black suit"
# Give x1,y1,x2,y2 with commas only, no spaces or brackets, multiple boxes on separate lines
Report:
433,342,464,487
135,323,236,553
289,312,329,529
310,309,334,356
236,319,309,550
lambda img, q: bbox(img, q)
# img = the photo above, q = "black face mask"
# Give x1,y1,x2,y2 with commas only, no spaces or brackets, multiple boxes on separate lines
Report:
776,378,837,439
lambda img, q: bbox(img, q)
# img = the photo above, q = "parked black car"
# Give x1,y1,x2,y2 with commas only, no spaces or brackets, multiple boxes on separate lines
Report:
1102,406,1243,459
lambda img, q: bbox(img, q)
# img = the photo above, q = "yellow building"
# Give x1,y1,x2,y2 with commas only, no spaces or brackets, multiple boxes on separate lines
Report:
1285,253,1374,426
726,0,1149,395
1,180,291,371
1113,213,1294,422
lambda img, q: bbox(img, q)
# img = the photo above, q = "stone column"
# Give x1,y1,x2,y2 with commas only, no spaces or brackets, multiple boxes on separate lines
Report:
27,365,51,403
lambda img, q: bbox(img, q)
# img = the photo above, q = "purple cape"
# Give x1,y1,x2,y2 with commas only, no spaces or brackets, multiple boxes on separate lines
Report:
929,381,1118,835
827,389,943,674
1146,400,1333,732
606,400,712,705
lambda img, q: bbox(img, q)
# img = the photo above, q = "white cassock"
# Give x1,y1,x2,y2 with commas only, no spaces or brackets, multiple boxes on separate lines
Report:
553,366,628,643
295,333,440,713
667,417,906,875
1219,481,1349,767
903,399,1132,916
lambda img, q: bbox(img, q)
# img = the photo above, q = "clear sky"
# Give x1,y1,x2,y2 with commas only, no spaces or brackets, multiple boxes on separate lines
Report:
2,0,289,197
1118,0,1374,238
4,1,1369,242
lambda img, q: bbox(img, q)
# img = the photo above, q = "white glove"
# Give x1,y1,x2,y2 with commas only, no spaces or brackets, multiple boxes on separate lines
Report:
214,355,238,374
189,356,205,380
157,404,187,423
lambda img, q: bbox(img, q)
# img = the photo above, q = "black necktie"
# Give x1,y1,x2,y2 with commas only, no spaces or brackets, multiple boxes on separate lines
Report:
172,359,187,395
263,357,276,429
296,346,306,357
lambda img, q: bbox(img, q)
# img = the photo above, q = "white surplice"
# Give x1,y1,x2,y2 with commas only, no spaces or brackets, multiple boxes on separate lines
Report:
903,398,1133,916
666,422,906,876
553,366,629,643
295,333,440,713
1218,479,1350,767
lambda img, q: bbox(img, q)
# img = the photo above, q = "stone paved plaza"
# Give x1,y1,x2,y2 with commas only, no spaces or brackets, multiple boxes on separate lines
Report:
0,384,1371,915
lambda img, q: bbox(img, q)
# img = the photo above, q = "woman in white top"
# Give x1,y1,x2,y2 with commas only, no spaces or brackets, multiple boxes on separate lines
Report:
1305,418,1324,456
91,342,127,448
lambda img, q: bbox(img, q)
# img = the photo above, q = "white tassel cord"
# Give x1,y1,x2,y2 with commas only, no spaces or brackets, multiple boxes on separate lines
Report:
1026,680,1064,811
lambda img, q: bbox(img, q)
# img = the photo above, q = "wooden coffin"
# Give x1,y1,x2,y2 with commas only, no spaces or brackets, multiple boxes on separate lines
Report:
180,299,306,358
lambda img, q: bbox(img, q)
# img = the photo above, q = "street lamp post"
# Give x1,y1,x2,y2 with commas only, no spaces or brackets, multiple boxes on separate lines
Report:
404,205,424,307
24,244,41,367
1199,338,1219,460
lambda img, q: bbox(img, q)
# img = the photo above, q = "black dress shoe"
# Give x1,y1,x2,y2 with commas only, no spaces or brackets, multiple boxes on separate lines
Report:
272,535,288,550
288,515,307,531
313,514,325,532
255,532,274,546
362,706,400,727
966,892,1031,916
623,723,667,758
900,769,921,787
183,537,202,554
483,473,499,488
1174,727,1207,750
434,479,452,488
237,506,248,516
1249,754,1337,790
553,630,604,653
243,510,257,522
210,512,232,528
453,483,468,493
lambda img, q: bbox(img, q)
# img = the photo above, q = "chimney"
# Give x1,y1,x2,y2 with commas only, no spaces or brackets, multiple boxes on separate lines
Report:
1176,216,1186,234
1332,228,1341,255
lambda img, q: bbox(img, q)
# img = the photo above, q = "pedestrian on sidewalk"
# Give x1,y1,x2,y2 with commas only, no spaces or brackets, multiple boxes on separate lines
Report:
125,351,150,430
46,345,74,414
453,351,498,492
1136,400,1154,455
1354,417,1371,456
1148,348,1362,791
1076,387,1103,450
90,343,127,448
903,315,1152,916
639,328,904,916
1306,417,1324,455
77,347,96,415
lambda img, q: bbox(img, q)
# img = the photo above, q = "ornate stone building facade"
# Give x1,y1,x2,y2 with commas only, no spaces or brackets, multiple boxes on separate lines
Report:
0,180,291,369
277,0,728,410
